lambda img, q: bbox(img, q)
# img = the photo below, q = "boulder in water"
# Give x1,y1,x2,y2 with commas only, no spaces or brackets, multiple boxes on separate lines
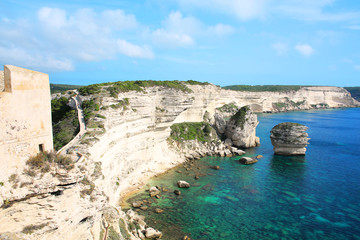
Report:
239,157,258,165
177,180,190,188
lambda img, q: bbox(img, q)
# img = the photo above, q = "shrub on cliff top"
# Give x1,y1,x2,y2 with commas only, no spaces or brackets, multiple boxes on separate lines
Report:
230,106,250,129
26,151,74,174
170,122,213,142
273,122,304,130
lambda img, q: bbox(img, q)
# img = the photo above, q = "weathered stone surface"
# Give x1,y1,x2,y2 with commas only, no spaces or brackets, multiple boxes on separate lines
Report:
132,201,143,208
145,227,163,239
239,157,258,165
270,122,310,155
149,186,160,197
214,113,227,134
174,190,181,195
225,106,260,148
177,180,190,188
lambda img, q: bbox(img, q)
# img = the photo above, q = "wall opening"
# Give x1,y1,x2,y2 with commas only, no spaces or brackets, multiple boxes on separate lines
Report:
39,144,44,152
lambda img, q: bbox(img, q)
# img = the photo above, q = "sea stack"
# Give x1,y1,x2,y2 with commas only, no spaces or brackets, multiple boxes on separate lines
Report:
270,122,309,155
225,106,260,148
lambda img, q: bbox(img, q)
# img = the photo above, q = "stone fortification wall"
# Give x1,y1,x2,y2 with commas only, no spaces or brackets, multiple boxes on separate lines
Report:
0,65,53,182
0,71,4,92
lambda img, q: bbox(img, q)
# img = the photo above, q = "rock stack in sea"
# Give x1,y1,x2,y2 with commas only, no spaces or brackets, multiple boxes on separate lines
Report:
270,122,309,155
223,106,260,148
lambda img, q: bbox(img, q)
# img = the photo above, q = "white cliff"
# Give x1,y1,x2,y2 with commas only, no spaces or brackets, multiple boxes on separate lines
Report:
0,83,358,240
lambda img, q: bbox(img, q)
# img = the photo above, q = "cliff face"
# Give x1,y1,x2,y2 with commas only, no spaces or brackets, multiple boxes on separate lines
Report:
84,84,358,204
1,83,358,239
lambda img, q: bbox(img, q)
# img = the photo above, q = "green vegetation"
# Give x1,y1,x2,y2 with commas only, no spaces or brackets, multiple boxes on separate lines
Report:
52,97,79,150
108,226,121,240
0,182,3,186
344,87,360,101
22,223,48,234
1,199,11,209
50,83,83,94
230,106,250,129
273,122,304,130
119,219,132,240
216,102,238,113
170,122,213,142
82,98,100,124
25,151,74,175
78,80,199,97
186,80,210,85
78,84,102,96
223,85,303,92
109,98,129,110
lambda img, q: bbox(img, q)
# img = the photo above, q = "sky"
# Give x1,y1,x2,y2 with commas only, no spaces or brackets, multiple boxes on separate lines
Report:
0,0,360,87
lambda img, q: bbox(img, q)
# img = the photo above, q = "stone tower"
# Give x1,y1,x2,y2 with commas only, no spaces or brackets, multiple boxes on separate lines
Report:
0,65,53,181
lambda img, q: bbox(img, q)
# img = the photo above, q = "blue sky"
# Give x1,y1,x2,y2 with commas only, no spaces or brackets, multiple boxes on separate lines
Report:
0,0,359,86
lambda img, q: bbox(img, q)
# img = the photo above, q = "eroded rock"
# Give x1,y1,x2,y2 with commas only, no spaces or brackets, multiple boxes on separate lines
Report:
270,122,309,155
177,181,190,188
239,157,258,165
225,106,260,148
145,227,163,239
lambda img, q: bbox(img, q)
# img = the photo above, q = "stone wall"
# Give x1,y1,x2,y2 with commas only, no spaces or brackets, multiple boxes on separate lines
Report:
0,71,4,92
0,65,53,182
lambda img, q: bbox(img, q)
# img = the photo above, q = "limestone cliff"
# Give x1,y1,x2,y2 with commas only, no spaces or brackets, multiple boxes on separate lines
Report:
1,82,359,240
225,106,260,148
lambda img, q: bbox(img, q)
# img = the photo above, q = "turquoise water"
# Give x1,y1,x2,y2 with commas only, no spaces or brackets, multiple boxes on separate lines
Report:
126,108,360,239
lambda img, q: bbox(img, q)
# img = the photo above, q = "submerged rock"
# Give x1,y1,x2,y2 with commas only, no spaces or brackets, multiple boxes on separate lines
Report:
239,157,258,165
270,122,310,155
210,165,220,170
177,180,190,188
225,106,260,148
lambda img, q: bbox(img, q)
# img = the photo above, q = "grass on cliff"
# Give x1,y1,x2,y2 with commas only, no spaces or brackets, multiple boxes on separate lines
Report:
230,106,250,129
223,85,303,92
52,97,79,150
216,102,238,113
50,83,83,94
25,151,74,176
273,122,304,130
78,80,210,97
170,122,213,142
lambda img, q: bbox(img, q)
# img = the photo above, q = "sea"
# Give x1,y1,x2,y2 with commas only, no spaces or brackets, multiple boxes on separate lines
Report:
125,108,360,240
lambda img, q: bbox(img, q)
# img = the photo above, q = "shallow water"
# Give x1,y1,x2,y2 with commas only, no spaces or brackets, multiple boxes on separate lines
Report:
125,108,360,240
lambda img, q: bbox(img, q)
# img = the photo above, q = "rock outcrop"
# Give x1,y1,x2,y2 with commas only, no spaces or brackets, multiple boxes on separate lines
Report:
270,122,310,155
224,106,260,148
239,157,258,165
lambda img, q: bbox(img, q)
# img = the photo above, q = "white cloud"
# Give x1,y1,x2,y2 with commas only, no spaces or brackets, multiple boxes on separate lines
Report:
117,40,154,59
150,11,234,48
354,65,360,70
0,46,74,71
152,29,195,47
0,7,151,72
272,43,288,55
295,44,315,57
